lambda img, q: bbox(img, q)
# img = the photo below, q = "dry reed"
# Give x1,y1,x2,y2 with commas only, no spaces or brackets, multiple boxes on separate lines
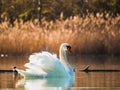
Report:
0,13,120,56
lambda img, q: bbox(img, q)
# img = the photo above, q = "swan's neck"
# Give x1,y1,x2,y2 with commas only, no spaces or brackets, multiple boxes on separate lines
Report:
59,49,69,71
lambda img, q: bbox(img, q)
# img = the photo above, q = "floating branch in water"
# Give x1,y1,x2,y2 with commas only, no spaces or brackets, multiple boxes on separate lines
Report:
0,66,120,73
79,65,120,72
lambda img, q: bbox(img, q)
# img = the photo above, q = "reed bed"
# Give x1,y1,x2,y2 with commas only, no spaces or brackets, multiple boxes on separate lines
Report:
0,13,120,56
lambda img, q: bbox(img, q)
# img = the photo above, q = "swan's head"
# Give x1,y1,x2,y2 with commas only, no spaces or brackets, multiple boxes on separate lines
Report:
60,43,71,53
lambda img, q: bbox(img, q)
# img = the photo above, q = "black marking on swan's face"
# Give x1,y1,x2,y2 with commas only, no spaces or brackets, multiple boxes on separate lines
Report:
66,45,71,49
66,45,71,53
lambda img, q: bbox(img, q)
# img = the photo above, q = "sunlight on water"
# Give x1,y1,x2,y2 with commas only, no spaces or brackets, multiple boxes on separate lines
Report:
0,56,120,89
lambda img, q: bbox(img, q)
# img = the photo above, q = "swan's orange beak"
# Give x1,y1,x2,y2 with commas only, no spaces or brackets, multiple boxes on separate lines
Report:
67,47,72,53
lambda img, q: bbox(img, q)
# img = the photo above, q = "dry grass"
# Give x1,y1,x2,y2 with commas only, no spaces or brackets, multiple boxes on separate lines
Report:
0,13,120,56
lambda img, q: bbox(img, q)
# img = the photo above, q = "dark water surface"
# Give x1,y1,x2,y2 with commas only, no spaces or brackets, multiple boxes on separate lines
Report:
0,56,120,89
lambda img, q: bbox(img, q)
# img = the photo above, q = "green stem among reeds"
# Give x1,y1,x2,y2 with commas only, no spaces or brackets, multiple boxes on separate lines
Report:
0,13,120,56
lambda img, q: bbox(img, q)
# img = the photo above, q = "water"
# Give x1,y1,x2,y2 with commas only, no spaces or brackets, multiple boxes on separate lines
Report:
0,56,120,89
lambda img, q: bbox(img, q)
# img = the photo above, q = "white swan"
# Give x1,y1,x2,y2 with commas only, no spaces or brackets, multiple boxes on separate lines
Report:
16,43,74,78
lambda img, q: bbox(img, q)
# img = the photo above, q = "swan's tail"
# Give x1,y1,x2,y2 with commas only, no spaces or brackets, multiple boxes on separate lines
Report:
13,66,47,78
13,67,26,77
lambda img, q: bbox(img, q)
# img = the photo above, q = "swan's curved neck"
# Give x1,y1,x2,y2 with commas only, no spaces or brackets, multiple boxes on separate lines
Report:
59,48,69,71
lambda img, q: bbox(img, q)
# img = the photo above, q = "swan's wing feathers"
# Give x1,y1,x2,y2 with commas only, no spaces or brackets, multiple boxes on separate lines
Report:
28,51,66,73
24,63,47,75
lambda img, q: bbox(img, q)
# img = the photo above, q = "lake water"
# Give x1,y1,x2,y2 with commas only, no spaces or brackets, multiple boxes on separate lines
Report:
0,56,120,90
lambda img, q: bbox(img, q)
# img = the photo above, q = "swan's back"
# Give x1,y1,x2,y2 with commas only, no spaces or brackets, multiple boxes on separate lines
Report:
25,51,69,77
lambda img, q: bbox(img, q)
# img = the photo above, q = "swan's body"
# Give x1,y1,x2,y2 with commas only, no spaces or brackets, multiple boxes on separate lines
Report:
16,43,74,78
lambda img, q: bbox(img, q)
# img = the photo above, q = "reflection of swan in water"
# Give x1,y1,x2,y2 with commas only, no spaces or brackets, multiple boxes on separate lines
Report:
16,43,74,78
16,77,74,89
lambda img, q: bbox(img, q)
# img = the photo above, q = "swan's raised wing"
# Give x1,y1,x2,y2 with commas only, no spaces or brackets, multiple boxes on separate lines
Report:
27,51,66,75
